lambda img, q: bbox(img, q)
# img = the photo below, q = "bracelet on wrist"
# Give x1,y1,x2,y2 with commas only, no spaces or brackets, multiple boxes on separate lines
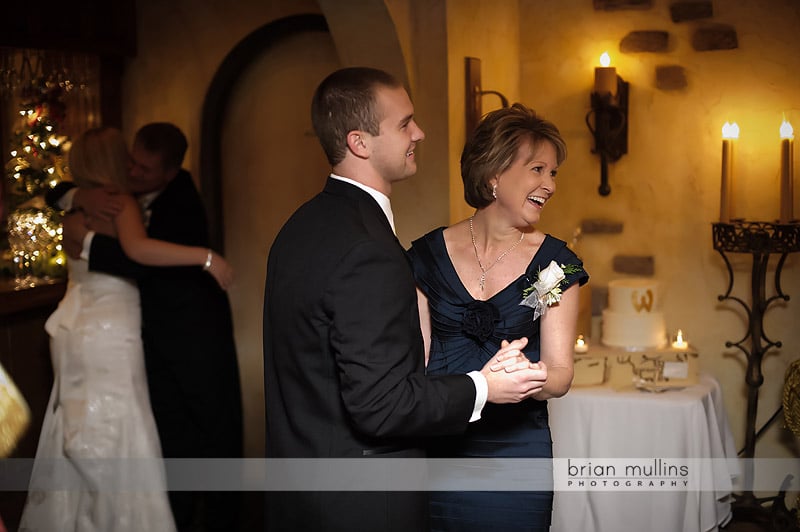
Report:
203,249,213,271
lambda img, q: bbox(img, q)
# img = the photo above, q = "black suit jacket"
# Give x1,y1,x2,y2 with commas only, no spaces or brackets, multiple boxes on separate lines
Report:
48,172,243,458
263,178,475,530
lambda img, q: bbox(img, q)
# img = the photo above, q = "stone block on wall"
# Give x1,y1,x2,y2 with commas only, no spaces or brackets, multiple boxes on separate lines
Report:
612,255,655,275
620,31,670,53
580,218,624,234
593,0,652,10
692,24,738,51
655,65,688,90
670,1,713,23
591,286,608,315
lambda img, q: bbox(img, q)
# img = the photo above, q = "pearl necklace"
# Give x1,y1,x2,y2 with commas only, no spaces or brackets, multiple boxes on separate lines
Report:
469,215,524,292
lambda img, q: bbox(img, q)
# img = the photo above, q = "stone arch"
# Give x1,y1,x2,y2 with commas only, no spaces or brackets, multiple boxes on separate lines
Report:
199,3,410,250
199,13,329,250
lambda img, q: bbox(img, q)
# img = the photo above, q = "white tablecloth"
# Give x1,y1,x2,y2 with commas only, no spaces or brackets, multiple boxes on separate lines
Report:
548,373,739,532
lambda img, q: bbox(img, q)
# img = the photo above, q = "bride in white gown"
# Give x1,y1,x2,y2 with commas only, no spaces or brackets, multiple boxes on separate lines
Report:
19,127,233,532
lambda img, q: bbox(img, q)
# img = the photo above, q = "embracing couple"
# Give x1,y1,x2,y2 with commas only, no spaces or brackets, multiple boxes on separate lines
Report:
21,123,242,532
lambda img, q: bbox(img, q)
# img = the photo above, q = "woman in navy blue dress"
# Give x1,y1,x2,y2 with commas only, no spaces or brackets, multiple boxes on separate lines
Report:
409,104,589,531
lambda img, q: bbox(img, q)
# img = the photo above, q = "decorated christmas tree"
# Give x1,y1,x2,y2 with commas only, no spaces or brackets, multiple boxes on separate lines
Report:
4,75,70,284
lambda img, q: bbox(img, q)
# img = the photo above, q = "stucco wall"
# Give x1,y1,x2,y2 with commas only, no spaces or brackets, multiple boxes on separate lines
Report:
518,0,800,468
446,0,521,224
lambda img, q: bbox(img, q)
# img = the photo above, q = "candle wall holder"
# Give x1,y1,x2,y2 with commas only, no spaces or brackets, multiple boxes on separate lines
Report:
585,77,628,196
712,220,800,530
464,57,510,134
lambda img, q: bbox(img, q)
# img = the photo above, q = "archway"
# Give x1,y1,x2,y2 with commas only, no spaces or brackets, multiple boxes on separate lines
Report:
198,4,412,460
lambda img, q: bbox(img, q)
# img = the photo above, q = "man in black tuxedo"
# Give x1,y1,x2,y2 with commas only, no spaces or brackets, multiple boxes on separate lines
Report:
263,67,547,531
52,123,243,532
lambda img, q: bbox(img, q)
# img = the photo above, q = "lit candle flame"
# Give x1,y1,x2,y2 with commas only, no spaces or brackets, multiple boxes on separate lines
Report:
574,334,589,353
722,122,740,139
672,329,688,349
599,52,611,67
780,119,794,140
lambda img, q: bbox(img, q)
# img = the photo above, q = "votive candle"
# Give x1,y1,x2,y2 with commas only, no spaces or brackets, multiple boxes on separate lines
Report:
671,329,688,350
574,334,589,354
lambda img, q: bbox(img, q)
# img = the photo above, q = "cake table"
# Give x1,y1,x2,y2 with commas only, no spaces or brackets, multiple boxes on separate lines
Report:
548,373,739,532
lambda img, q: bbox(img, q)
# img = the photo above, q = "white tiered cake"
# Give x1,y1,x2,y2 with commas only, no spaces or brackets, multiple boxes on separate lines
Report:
601,278,666,350
572,278,697,389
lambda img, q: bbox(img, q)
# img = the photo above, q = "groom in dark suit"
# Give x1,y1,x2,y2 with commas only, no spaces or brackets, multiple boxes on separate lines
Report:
51,123,243,532
263,67,546,531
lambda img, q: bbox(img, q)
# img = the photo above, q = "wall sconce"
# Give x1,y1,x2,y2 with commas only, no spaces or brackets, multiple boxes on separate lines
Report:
585,52,629,196
465,57,509,133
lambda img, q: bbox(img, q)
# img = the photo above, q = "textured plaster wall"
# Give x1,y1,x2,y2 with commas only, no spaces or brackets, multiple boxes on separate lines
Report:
446,0,521,224
517,0,800,466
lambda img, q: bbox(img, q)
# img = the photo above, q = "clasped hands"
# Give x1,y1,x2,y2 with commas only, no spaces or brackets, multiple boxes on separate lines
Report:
480,338,548,404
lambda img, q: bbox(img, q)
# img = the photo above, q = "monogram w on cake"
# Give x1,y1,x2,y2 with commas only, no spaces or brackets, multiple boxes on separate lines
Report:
601,278,667,350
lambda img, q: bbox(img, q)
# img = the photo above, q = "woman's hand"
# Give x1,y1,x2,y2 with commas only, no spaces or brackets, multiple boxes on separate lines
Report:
207,251,234,290
487,338,530,372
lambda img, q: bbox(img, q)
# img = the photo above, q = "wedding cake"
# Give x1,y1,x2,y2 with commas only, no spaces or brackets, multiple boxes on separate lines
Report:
601,278,666,350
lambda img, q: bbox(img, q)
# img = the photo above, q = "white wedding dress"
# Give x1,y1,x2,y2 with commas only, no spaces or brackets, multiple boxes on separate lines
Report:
19,259,176,532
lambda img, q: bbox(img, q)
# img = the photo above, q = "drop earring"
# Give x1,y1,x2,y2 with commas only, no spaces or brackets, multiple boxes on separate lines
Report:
492,184,497,200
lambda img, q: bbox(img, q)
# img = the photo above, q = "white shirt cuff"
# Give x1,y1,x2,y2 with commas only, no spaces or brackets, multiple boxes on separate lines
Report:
59,187,77,211
466,370,488,422
80,231,95,261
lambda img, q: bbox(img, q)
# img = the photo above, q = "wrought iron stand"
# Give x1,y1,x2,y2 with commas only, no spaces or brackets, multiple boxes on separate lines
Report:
712,221,800,531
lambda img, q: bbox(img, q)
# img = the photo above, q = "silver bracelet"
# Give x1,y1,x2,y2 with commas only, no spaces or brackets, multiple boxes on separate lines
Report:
203,249,213,271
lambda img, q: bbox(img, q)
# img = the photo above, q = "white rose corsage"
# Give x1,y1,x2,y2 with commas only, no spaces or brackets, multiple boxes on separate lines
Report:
519,260,583,321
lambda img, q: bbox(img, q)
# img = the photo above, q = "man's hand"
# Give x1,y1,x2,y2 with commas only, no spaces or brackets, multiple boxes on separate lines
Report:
61,212,89,259
73,187,123,221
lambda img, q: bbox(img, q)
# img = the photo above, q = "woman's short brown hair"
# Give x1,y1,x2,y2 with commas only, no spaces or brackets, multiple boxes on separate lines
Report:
461,103,566,208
